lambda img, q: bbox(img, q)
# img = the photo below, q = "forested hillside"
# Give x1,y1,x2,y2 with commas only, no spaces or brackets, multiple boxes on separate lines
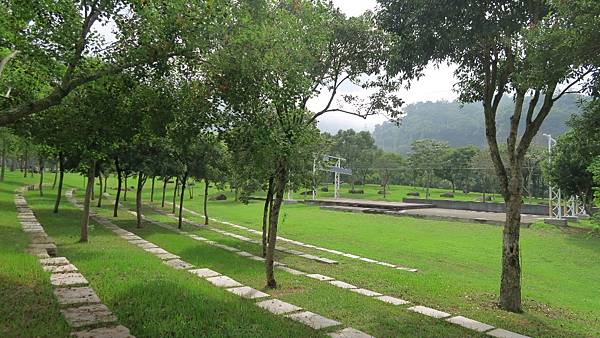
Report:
373,94,585,154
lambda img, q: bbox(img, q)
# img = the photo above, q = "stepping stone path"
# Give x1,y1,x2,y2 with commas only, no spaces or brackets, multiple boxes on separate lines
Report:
66,189,348,336
16,186,135,337
153,205,341,266
71,189,532,338
169,202,421,272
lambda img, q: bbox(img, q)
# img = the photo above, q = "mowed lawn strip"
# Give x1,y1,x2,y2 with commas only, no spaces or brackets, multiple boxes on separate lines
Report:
28,187,324,338
0,172,70,338
84,189,482,337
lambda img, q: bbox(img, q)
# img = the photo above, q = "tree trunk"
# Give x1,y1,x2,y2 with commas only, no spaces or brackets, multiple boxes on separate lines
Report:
38,158,44,196
113,157,122,217
23,147,27,178
150,176,155,202
203,178,209,225
136,171,146,228
172,176,179,214
178,172,188,229
104,175,107,193
189,183,193,199
265,162,288,289
262,176,274,258
161,176,168,208
499,184,523,312
0,138,5,182
123,175,128,201
97,172,103,208
53,153,65,214
80,160,95,243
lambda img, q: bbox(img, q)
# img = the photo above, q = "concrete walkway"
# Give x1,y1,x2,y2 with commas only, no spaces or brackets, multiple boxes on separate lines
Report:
17,186,134,338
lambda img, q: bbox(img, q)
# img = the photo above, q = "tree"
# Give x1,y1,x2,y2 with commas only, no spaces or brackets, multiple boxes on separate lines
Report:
377,0,600,312
331,130,378,190
436,146,478,193
0,0,225,126
408,139,449,199
374,151,403,198
215,0,401,289
545,100,600,213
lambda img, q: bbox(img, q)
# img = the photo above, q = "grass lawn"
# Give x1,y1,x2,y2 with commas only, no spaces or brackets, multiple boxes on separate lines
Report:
0,171,70,338
121,174,598,338
2,171,598,337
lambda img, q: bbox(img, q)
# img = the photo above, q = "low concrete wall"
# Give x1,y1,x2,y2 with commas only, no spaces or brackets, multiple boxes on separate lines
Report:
402,198,549,216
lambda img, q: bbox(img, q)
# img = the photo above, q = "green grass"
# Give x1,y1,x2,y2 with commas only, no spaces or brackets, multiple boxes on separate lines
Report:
2,171,598,337
125,174,598,337
0,171,70,338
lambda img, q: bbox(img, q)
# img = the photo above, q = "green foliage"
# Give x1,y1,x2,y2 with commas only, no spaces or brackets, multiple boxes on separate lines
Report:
545,100,600,209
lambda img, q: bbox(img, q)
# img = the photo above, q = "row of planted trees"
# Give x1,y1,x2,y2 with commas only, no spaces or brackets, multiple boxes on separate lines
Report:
2,0,599,313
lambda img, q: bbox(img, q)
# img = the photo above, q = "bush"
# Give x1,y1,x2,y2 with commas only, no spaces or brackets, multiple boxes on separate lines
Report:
210,193,227,201
406,191,420,197
377,190,388,195
320,187,329,192
348,189,364,194
440,192,454,198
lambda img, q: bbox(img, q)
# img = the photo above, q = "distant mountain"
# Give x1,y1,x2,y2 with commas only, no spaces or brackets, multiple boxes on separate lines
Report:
372,94,585,154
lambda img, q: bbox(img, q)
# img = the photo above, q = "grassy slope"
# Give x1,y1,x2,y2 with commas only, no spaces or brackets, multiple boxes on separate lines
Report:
0,171,70,338
129,175,598,337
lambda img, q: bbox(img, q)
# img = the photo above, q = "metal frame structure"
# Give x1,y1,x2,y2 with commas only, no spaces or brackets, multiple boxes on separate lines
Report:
312,155,351,200
544,133,563,219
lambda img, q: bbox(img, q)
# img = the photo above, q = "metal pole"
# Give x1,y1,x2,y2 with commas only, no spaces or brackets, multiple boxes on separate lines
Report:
312,158,316,200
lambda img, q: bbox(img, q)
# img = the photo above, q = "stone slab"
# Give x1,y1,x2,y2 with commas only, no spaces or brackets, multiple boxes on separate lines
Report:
128,239,148,245
275,266,306,275
51,273,89,287
306,274,334,281
375,295,410,305
156,253,180,261
206,276,243,288
359,257,378,263
70,325,134,338
163,259,194,270
29,235,54,244
407,305,451,319
446,316,494,332
29,243,57,256
189,235,208,241
53,287,101,307
286,311,341,330
248,255,265,262
349,288,382,297
44,264,78,273
144,247,169,255
342,253,360,259
486,328,530,338
329,280,357,289
315,257,339,264
256,299,302,315
41,257,70,266
226,286,270,299
329,327,374,338
60,303,117,328
137,242,159,250
236,251,254,257
189,268,221,278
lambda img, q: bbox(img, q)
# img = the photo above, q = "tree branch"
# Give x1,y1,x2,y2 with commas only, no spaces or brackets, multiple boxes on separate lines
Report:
551,68,593,102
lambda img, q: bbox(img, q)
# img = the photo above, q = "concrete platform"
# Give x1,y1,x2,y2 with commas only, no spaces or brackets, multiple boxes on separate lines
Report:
321,204,539,227
308,198,434,211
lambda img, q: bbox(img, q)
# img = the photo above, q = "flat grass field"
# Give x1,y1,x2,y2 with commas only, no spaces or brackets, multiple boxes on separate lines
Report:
2,171,599,337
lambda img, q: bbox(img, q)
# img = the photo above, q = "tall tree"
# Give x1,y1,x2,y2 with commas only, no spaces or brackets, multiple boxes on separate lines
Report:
377,0,600,312
408,139,449,199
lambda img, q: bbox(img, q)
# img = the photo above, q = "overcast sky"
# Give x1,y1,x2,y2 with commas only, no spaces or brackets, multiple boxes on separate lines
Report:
314,0,458,133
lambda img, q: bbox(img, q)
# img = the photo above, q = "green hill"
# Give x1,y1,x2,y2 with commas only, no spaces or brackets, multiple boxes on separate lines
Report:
373,94,585,154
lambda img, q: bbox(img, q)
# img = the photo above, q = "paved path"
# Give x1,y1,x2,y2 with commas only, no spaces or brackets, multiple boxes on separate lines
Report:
17,186,134,338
